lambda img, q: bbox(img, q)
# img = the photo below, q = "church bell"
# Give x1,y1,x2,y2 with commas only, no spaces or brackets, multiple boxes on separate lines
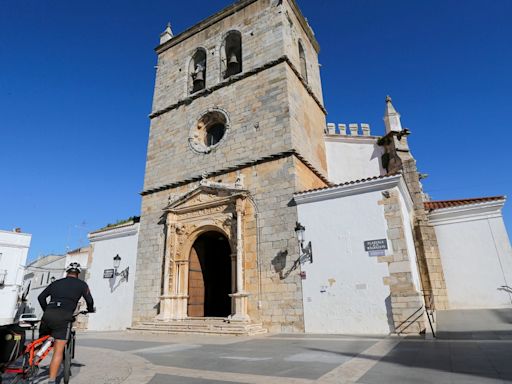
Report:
227,52,240,73
192,66,205,92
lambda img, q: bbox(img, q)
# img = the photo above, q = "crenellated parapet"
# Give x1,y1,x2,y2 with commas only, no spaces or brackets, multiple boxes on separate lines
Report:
325,122,372,136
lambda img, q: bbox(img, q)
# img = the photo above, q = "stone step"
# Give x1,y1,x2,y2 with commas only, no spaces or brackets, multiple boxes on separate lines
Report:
129,318,267,336
129,325,267,336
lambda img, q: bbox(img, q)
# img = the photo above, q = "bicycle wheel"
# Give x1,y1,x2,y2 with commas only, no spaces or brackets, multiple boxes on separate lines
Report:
63,339,72,384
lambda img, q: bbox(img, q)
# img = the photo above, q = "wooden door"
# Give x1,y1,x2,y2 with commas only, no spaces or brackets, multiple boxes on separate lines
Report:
187,247,205,317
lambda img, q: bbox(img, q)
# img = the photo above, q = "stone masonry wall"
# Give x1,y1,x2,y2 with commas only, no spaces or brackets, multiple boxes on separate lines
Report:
287,65,327,174
379,132,449,311
133,155,316,332
281,0,323,104
153,0,280,112
378,189,425,334
144,62,292,191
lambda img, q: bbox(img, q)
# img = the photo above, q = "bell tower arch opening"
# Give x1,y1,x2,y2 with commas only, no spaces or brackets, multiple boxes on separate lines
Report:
187,231,232,318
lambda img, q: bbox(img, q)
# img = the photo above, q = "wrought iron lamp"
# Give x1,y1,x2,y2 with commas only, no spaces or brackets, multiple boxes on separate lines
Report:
294,222,313,264
113,254,129,281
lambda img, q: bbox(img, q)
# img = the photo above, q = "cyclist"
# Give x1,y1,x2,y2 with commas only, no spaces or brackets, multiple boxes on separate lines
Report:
37,262,94,384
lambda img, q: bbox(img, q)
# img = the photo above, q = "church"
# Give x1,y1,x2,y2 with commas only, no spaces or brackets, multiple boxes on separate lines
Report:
130,0,512,335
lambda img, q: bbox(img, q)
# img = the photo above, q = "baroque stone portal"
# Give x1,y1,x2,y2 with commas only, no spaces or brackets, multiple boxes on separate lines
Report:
158,181,251,322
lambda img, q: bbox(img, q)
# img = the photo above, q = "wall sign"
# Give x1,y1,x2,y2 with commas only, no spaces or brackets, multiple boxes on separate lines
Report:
364,239,388,252
103,269,115,279
364,239,388,256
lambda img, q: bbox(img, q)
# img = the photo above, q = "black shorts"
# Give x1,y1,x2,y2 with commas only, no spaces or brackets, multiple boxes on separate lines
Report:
39,309,73,341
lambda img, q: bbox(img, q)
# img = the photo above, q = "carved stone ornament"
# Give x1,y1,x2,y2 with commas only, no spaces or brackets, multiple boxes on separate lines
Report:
188,107,231,154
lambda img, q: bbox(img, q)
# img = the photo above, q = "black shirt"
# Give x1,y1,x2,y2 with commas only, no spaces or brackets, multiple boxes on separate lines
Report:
38,276,94,313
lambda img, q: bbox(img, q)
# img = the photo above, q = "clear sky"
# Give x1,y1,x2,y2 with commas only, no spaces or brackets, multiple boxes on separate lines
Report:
1,0,511,260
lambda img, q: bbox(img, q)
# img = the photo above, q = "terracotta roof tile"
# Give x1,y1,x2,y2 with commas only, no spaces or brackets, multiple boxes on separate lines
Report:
424,196,505,211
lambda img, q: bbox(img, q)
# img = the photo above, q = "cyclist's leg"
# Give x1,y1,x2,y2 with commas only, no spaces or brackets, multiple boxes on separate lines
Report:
48,319,72,382
48,339,67,380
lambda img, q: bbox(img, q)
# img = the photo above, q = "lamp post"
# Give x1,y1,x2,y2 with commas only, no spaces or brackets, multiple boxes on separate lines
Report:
113,254,129,281
294,222,313,264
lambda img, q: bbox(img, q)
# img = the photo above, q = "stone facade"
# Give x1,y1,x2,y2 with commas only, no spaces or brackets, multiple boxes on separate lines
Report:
133,0,329,332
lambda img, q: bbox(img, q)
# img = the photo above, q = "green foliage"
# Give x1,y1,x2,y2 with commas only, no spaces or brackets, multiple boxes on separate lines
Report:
102,216,140,230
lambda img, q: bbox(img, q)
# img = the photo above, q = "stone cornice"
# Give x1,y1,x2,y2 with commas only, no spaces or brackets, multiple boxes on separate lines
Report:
155,0,319,54
155,0,259,54
149,55,326,120
140,150,330,197
287,0,320,53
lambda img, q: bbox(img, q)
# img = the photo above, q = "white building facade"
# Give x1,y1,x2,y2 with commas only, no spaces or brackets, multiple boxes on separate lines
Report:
427,197,512,309
0,229,31,325
23,255,67,319
295,175,423,334
86,219,139,331
293,97,512,335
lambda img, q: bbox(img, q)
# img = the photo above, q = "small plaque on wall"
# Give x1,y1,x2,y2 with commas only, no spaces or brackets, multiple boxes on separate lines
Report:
103,269,115,279
364,239,388,252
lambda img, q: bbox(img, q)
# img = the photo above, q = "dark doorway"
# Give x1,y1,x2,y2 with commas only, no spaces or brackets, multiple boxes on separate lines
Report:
188,231,232,317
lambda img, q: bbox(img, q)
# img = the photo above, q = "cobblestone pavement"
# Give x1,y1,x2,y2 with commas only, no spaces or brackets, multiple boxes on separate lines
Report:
3,332,512,383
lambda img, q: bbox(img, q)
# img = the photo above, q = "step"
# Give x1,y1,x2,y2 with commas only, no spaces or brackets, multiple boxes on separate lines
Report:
129,318,267,336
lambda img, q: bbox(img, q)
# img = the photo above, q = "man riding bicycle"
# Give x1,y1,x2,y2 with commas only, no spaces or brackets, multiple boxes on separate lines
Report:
37,262,94,384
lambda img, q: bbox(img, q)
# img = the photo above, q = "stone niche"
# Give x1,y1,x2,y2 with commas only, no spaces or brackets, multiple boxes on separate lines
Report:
158,181,252,322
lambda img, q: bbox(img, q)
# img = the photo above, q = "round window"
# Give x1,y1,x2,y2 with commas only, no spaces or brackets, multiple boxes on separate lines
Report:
189,109,229,153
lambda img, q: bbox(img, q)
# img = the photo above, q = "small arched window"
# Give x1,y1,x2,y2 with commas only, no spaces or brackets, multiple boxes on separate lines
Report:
189,48,207,94
298,41,308,83
222,31,242,79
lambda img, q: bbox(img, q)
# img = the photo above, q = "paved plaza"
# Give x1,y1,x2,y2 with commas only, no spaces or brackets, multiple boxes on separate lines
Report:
4,329,512,384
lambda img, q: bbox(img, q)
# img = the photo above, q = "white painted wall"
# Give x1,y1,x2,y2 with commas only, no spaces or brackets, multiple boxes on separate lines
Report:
296,186,394,334
86,222,139,331
429,201,512,309
23,255,66,319
325,136,384,183
0,230,31,325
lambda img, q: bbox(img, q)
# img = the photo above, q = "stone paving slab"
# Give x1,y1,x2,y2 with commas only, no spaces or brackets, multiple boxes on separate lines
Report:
148,374,241,384
357,340,512,384
134,338,377,380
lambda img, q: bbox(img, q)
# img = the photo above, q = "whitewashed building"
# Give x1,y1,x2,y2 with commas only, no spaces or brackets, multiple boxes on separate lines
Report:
295,174,422,334
426,197,512,309
0,229,31,325
86,218,139,331
294,98,512,334
23,255,67,319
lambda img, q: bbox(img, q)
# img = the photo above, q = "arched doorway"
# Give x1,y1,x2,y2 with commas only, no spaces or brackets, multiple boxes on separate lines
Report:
188,231,232,317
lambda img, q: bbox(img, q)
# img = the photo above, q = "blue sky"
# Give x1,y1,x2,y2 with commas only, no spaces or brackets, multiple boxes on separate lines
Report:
1,0,511,260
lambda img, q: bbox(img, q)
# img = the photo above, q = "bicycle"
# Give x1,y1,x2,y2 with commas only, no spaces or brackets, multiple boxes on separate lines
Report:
1,310,88,384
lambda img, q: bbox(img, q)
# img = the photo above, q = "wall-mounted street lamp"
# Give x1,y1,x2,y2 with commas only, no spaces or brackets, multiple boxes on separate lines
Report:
113,254,129,281
0,269,6,286
294,222,313,264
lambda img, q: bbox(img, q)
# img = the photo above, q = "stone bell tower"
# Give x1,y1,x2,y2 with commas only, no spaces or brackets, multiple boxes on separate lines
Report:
131,0,329,333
